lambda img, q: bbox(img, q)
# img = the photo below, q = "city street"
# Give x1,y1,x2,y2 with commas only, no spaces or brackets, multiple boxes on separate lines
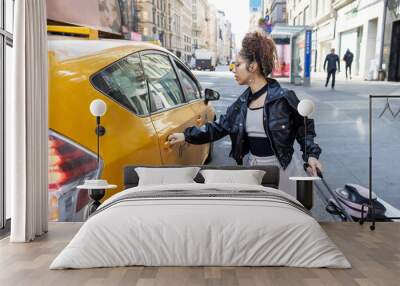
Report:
195,66,400,221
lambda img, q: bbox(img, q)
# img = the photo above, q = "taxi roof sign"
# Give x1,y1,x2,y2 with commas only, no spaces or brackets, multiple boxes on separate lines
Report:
47,25,99,40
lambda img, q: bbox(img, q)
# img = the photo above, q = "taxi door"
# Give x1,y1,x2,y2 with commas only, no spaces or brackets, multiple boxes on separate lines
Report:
141,52,197,165
49,51,162,206
171,59,211,165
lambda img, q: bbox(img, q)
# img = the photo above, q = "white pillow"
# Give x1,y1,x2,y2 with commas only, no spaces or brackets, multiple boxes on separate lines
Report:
135,167,201,186
200,169,266,185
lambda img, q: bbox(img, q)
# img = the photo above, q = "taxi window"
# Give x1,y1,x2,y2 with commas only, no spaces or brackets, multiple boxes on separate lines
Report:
174,60,201,101
91,53,150,116
141,53,185,112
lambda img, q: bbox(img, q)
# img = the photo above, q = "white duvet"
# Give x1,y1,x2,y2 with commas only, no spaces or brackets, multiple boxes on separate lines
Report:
50,183,351,269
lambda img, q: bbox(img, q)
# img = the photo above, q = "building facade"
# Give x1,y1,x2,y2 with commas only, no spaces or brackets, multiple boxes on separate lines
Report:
118,0,139,39
182,0,193,63
249,0,265,30
192,0,209,50
270,0,287,25
191,1,227,66
287,0,390,80
223,21,233,63
135,0,172,49
264,0,272,15
216,10,225,64
334,0,385,80
205,4,218,61
215,10,234,65
287,0,334,73
384,1,400,81
171,0,183,57
48,0,231,67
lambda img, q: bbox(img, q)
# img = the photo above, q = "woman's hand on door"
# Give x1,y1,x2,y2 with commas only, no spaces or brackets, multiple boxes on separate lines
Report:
167,133,185,146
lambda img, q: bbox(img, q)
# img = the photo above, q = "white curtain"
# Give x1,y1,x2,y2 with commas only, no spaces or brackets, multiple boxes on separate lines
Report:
6,0,48,242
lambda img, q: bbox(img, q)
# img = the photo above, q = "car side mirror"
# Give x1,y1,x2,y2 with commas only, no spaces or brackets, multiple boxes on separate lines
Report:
204,88,220,104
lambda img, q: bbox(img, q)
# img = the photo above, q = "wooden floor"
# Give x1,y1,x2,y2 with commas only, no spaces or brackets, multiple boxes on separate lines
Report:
0,222,399,286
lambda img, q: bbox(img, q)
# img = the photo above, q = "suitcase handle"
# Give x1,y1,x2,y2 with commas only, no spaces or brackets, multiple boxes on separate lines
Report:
304,162,353,222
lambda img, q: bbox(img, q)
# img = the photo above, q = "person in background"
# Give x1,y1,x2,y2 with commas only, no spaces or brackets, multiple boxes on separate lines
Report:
324,48,340,90
167,30,322,196
343,49,354,80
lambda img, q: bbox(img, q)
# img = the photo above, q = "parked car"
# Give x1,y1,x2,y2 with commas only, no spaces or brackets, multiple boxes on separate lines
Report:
229,61,235,72
194,49,216,71
48,37,219,221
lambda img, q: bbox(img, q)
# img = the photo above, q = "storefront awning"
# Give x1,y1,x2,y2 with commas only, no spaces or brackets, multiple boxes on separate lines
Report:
270,24,311,39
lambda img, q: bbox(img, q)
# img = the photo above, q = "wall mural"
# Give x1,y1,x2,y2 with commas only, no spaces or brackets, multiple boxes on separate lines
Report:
46,0,122,34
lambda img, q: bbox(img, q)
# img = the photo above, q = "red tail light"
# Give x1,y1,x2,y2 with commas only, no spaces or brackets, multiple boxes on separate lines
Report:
48,131,102,221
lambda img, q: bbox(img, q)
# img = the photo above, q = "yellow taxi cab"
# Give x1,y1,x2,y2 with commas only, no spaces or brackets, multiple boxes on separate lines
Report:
47,26,219,221
229,61,235,72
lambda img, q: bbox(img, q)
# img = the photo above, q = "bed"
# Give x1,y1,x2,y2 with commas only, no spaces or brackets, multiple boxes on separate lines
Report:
50,165,351,269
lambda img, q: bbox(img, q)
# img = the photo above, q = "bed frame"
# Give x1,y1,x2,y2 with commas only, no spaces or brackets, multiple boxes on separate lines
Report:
123,165,280,189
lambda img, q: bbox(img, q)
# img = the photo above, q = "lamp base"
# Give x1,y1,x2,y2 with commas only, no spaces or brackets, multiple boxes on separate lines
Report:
86,188,106,217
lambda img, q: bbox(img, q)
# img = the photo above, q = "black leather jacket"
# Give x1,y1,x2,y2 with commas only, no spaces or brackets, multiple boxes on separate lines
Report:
343,51,354,65
324,54,340,72
184,78,322,169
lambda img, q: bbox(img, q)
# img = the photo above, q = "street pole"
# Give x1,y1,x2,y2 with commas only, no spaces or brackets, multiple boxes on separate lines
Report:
378,0,388,81
304,29,312,86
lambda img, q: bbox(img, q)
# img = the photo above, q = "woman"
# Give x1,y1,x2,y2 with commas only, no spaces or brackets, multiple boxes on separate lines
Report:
168,30,322,195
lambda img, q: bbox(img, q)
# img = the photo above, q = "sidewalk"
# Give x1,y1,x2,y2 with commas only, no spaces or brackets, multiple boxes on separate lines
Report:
280,76,400,218
311,71,400,86
197,67,400,221
274,73,400,90
312,71,363,82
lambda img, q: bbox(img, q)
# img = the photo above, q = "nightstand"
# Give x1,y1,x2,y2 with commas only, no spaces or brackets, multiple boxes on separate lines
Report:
77,180,117,217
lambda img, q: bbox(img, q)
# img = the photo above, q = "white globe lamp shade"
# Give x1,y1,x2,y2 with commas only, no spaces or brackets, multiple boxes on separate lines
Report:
90,99,107,117
297,99,315,117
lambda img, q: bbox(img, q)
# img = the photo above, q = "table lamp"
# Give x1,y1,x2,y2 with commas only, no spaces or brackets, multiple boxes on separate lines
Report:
77,99,114,217
289,99,320,210
89,99,107,164
297,98,315,171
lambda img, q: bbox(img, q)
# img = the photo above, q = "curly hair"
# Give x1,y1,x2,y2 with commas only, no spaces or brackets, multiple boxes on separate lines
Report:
239,30,277,78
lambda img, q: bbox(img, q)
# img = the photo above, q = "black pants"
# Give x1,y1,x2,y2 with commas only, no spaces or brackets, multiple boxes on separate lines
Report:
326,69,336,88
345,63,352,78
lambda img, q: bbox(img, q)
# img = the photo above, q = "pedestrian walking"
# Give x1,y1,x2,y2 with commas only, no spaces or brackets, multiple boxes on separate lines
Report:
324,48,340,89
167,30,323,196
343,49,354,79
